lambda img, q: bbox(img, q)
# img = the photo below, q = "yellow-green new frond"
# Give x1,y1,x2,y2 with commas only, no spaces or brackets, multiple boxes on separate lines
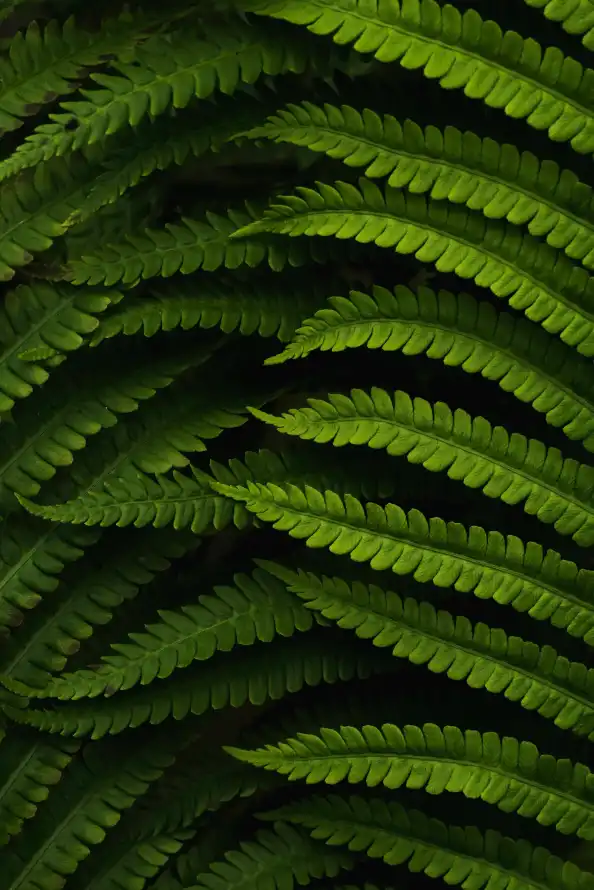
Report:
230,721,594,838
251,389,594,545
190,822,354,890
257,562,594,738
246,102,594,268
263,794,592,890
23,566,317,701
18,466,251,534
0,282,119,413
233,179,594,357
524,0,594,50
268,285,594,452
211,479,594,643
239,0,594,156
0,23,321,182
0,635,386,738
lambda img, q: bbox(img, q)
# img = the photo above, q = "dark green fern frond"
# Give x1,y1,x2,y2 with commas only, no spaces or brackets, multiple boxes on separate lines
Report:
212,479,594,643
267,285,594,452
239,0,594,156
258,562,594,739
233,179,594,357
24,566,317,700
524,0,594,49
262,794,592,890
245,101,594,268
230,722,594,839
251,389,594,545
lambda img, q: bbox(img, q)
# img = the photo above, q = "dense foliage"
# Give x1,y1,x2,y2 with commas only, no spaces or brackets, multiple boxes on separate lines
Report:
0,0,594,888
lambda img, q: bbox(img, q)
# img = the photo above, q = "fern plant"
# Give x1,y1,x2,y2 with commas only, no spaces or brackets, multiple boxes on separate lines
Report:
0,0,594,889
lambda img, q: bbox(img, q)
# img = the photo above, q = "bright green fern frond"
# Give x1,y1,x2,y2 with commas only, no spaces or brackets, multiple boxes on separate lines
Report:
0,281,119,412
262,794,591,890
190,822,354,890
267,285,594,452
245,101,594,268
239,0,594,156
0,634,386,738
211,479,594,644
233,179,594,357
524,0,594,50
230,722,594,839
25,566,317,700
251,388,594,546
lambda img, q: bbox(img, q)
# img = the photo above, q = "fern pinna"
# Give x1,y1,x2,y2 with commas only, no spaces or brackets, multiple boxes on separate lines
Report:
1,0,594,888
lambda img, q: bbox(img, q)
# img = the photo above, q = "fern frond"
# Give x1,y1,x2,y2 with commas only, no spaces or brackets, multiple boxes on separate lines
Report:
0,23,323,182
246,101,594,268
0,634,386,738
0,281,119,413
91,276,332,345
231,722,594,839
233,179,594,357
190,822,354,890
267,285,594,452
251,389,594,546
0,729,79,845
239,0,594,156
262,793,591,890
0,529,197,690
258,562,594,739
24,566,317,701
524,0,594,50
212,480,594,644
67,206,334,287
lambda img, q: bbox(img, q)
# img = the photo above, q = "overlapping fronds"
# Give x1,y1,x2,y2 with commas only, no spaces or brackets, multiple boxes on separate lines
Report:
262,794,591,890
239,0,594,156
21,566,317,700
524,0,594,49
258,561,594,738
212,479,594,642
0,635,386,738
268,285,594,452
246,102,594,268
251,388,594,545
0,21,325,182
230,722,594,838
233,179,594,357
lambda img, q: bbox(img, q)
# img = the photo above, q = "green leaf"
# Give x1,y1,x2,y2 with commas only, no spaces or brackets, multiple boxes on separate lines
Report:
524,0,594,50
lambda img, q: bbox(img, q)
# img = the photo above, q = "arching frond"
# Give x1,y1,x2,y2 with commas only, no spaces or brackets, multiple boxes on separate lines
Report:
246,102,594,268
267,285,594,452
251,388,594,545
211,479,594,643
230,722,594,838
233,179,594,357
23,566,317,701
524,0,594,49
263,794,591,890
239,0,594,156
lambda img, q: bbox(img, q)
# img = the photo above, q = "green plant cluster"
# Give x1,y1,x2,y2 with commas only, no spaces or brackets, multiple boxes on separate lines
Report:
0,0,594,889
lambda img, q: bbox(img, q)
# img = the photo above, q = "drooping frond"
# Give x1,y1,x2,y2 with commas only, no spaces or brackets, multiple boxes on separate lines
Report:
189,822,354,890
22,566,317,700
91,275,333,345
524,0,594,49
0,634,387,738
245,102,594,268
0,528,197,690
0,21,328,182
238,0,594,156
251,388,594,546
258,561,594,739
267,285,594,452
230,722,594,838
0,281,119,412
233,179,594,357
262,794,591,890
211,479,594,643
